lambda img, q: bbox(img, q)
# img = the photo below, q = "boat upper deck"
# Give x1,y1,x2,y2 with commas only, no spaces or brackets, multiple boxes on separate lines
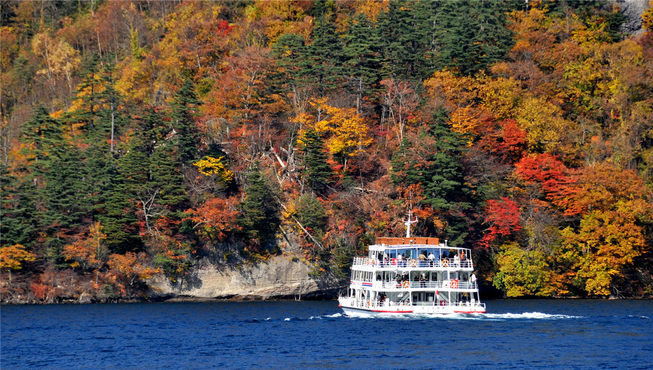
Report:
374,236,440,246
355,236,474,270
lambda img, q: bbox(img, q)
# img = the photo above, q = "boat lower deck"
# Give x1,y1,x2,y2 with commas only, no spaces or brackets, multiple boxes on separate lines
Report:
338,296,486,316
339,303,486,317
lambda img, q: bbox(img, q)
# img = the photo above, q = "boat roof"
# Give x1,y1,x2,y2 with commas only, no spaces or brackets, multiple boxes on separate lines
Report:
377,237,439,245
370,237,469,252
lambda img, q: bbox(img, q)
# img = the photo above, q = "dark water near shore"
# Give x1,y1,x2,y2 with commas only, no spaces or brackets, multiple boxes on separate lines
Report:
1,299,652,368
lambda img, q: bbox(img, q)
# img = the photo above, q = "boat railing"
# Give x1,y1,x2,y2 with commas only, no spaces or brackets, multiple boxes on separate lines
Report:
375,280,477,290
352,257,473,269
339,296,486,311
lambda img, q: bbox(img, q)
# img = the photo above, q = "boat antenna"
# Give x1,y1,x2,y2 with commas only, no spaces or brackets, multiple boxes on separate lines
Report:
403,211,418,238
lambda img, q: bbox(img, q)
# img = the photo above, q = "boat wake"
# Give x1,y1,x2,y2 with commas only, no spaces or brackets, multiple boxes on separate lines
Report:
482,312,582,320
339,311,583,321
248,311,591,323
249,311,653,323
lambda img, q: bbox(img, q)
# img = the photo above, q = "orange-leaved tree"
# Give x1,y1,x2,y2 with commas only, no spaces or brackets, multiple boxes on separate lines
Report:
62,221,107,272
186,196,240,243
107,252,160,295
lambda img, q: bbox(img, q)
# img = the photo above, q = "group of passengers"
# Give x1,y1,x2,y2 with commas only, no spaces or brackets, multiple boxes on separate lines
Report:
395,272,409,285
376,250,467,267
393,272,430,288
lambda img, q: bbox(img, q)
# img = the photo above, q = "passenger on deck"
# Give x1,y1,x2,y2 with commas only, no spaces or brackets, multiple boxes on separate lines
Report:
397,253,404,267
428,252,435,266
419,273,426,288
470,273,477,288
453,254,460,266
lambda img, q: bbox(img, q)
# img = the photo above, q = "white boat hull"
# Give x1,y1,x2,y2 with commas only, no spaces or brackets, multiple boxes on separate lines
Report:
338,301,486,317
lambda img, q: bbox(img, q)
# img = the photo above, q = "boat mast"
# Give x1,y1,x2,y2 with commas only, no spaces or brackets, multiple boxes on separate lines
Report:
403,212,418,238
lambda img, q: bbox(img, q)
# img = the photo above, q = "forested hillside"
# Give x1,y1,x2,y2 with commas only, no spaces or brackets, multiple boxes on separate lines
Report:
1,0,652,303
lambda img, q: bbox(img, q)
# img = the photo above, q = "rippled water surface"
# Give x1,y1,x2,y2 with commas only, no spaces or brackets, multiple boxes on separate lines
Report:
2,299,652,368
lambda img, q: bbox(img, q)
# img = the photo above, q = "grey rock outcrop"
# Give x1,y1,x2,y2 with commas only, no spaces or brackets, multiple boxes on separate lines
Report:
611,0,650,34
148,254,340,300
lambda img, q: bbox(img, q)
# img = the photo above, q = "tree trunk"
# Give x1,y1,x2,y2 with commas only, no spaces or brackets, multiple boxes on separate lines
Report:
110,101,115,152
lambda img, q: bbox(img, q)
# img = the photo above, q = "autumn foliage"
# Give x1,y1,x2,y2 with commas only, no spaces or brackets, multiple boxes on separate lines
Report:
1,0,652,302
480,197,522,248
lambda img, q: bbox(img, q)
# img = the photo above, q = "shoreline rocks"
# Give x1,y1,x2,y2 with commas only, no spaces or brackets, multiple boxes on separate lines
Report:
147,254,341,301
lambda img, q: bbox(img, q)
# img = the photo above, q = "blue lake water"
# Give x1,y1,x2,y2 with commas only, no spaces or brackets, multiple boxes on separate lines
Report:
1,299,652,368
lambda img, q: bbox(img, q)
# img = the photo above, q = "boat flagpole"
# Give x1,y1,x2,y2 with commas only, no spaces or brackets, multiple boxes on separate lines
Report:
403,212,418,238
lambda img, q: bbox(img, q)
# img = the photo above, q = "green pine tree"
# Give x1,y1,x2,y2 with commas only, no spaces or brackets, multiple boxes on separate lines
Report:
305,16,345,95
67,59,129,154
149,144,187,212
69,55,102,135
98,155,142,254
343,13,383,112
302,130,335,196
18,106,66,243
238,165,281,253
432,0,514,76
0,165,38,248
41,143,88,235
172,78,201,165
114,108,186,239
391,109,471,245
270,33,313,107
377,0,435,81
20,105,64,182
295,193,328,240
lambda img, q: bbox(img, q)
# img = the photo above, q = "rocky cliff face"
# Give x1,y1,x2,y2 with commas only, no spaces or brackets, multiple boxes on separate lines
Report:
611,0,650,34
148,254,340,301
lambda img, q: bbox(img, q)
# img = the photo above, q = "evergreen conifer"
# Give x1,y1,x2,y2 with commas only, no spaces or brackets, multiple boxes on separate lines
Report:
172,78,201,165
432,0,513,76
0,165,38,247
391,109,470,245
238,165,281,253
302,130,335,196
306,17,345,95
343,14,383,111
377,0,434,81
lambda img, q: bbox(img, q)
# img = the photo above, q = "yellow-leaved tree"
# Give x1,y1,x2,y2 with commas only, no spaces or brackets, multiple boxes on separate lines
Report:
492,243,554,298
297,99,372,168
193,156,234,183
0,244,36,283
555,162,652,296
31,32,81,93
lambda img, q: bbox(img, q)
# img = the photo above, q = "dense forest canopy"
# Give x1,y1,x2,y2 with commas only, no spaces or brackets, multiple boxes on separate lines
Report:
1,0,652,302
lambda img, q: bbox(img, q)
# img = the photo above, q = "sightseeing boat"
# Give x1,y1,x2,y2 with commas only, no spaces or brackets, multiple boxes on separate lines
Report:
338,215,486,316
